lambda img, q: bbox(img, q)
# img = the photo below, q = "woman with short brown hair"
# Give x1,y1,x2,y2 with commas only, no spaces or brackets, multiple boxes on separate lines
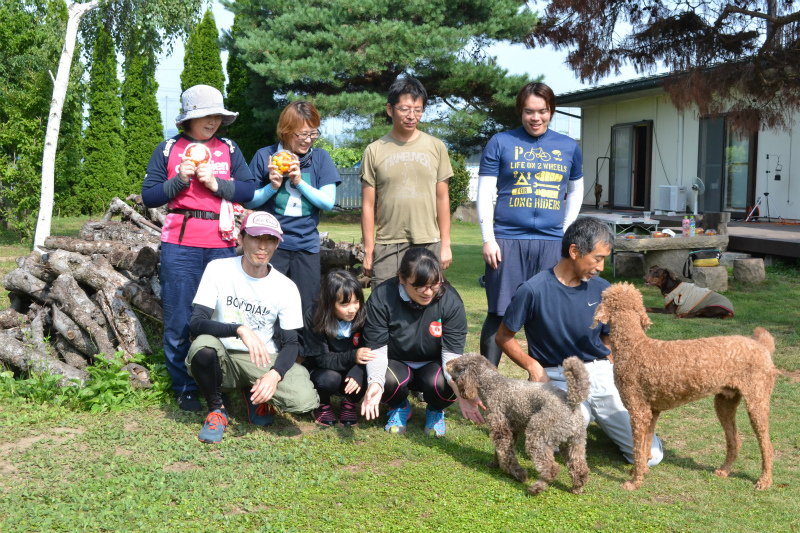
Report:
246,100,341,310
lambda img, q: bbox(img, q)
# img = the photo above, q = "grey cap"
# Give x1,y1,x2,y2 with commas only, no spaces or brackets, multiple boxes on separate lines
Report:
175,84,238,127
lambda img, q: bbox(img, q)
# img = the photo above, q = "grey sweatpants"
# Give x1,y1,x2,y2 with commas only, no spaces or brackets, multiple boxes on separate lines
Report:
546,359,663,466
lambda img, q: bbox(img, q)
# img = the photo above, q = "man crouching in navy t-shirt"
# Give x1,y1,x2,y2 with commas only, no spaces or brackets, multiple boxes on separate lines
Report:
496,216,663,467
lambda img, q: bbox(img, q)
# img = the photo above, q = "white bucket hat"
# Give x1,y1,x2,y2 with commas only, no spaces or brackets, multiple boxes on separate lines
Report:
175,84,238,127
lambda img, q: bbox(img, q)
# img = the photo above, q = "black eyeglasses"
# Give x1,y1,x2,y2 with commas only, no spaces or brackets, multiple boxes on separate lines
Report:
412,278,442,294
392,105,424,116
294,130,320,141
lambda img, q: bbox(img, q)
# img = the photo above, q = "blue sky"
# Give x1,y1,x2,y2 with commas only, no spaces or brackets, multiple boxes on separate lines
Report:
154,1,646,139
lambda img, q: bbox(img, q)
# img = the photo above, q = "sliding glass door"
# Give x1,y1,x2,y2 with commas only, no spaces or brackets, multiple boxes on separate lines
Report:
698,116,756,213
610,121,652,209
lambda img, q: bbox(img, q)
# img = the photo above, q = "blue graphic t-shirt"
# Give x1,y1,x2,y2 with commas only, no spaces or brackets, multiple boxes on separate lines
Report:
479,127,583,240
502,268,610,367
249,145,341,252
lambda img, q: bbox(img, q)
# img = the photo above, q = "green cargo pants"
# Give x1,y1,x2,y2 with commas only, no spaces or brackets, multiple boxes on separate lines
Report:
186,335,319,414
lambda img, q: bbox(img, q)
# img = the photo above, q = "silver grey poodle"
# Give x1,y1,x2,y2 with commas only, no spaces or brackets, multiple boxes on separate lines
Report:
446,354,591,495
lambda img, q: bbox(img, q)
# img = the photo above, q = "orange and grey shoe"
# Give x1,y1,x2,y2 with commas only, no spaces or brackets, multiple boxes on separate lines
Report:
198,409,229,444
242,389,274,426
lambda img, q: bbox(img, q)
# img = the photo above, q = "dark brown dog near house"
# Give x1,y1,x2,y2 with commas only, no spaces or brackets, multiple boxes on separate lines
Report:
643,265,734,319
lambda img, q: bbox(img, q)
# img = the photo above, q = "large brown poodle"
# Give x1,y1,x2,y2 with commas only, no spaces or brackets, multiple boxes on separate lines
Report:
592,282,777,491
446,354,590,495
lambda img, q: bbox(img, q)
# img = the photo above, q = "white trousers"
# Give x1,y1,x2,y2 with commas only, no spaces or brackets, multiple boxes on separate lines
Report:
546,359,663,467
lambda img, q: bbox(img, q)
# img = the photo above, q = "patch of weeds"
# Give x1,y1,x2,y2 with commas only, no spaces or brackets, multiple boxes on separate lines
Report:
0,370,73,407
766,257,800,278
0,351,172,413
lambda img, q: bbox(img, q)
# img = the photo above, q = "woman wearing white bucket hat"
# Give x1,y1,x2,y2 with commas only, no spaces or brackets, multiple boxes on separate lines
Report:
141,84,257,411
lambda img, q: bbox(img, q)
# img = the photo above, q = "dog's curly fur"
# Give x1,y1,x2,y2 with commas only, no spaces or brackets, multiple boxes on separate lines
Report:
592,282,777,491
446,354,590,495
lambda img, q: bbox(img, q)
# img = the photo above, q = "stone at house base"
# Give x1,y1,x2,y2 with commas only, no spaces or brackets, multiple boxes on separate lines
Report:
615,252,644,277
692,266,728,292
720,252,751,267
700,212,731,235
452,201,478,224
733,258,766,283
762,255,778,267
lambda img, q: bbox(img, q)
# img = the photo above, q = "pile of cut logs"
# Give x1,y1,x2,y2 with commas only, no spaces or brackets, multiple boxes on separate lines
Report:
319,232,369,288
1,197,367,389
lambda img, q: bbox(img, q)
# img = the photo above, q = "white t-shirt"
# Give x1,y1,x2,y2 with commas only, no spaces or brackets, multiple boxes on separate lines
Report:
192,256,303,353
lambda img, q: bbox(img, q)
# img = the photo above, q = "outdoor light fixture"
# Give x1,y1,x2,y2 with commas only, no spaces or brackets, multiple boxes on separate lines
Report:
766,154,782,181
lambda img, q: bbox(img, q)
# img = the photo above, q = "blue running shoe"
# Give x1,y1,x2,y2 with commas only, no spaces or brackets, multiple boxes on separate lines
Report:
384,399,412,434
242,389,274,426
424,407,446,437
198,409,228,444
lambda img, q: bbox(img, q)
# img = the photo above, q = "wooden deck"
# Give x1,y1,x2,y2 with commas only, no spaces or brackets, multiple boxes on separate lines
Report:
727,221,800,259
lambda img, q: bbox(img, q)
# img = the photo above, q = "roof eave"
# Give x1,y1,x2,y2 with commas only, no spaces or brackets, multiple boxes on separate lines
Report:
557,72,673,107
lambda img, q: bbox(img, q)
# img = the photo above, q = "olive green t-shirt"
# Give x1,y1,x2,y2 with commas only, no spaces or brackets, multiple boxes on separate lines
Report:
360,132,453,244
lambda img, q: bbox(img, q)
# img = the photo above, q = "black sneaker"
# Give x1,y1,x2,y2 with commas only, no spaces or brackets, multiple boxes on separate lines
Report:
176,392,202,412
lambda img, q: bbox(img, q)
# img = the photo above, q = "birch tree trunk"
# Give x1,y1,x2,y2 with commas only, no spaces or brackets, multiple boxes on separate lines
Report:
33,0,100,251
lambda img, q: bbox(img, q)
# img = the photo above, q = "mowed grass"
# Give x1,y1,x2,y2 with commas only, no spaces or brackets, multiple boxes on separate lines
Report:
1,215,800,532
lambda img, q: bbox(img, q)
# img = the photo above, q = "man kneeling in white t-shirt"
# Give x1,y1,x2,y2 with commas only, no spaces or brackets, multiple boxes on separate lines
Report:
186,211,319,444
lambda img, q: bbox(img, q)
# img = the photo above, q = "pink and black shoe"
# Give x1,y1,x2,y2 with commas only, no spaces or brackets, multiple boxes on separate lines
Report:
313,404,338,427
339,399,359,427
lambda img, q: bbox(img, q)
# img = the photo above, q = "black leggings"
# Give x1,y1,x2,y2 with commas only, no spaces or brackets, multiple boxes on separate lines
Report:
189,347,224,412
309,368,365,405
480,312,504,367
350,360,456,411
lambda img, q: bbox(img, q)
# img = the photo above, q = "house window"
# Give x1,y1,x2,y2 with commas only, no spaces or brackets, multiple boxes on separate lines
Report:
698,116,757,213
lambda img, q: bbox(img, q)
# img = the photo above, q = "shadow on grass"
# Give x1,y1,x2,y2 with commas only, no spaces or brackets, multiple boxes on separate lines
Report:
393,407,638,495
410,427,531,495
158,390,320,440
404,406,762,494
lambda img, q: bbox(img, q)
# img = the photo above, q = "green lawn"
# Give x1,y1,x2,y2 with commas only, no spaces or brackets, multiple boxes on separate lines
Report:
1,215,799,532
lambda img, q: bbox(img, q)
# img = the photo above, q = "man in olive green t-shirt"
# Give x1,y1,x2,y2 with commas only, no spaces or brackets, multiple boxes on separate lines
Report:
360,77,454,288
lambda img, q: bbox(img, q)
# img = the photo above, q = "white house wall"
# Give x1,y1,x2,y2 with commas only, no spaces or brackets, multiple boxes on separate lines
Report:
756,127,797,219
579,93,700,211
578,92,800,219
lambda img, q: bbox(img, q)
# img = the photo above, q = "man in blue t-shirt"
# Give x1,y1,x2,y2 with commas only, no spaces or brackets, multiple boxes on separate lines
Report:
476,82,585,368
497,217,663,467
